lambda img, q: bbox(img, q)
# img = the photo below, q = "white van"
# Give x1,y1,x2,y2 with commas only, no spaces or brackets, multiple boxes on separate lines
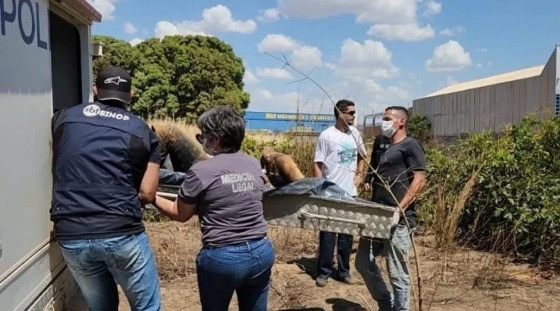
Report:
0,1,100,310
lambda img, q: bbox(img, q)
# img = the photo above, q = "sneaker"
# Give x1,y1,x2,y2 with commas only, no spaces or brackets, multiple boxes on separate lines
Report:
315,276,328,287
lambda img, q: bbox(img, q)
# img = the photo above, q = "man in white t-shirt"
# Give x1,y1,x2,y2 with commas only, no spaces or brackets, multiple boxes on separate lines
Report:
313,99,367,287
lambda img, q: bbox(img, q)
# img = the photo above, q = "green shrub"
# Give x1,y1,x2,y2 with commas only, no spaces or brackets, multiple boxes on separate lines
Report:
408,114,432,144
420,115,560,268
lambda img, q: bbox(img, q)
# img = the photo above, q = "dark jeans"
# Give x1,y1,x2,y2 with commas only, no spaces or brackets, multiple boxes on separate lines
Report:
196,237,275,311
317,231,353,279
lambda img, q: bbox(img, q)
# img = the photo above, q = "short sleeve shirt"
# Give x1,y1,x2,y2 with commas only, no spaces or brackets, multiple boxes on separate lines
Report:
370,136,426,219
314,126,367,196
178,152,267,246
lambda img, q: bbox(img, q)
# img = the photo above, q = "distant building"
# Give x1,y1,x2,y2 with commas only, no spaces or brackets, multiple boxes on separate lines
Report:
413,45,560,137
244,111,335,133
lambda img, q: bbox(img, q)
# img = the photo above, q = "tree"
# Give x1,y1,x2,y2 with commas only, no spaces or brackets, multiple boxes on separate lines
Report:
92,35,250,121
408,114,432,143
92,35,140,80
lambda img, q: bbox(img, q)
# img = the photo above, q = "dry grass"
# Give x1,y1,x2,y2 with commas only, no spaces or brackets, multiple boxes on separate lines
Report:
139,221,560,311
270,134,319,178
149,119,207,172
150,119,290,144
434,165,483,249
149,119,199,139
140,119,560,311
148,221,202,280
149,221,318,280
246,131,289,144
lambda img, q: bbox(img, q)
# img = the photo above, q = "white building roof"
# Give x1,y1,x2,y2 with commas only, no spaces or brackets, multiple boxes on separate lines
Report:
425,65,545,97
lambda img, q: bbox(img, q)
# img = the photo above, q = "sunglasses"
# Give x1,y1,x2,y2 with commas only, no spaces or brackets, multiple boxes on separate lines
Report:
342,111,356,116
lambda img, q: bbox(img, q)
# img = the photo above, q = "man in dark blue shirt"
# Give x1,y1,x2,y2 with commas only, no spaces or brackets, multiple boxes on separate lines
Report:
357,106,427,311
51,66,161,310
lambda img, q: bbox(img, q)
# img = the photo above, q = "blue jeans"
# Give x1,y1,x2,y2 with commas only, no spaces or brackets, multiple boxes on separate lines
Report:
317,231,353,279
355,224,411,311
196,237,275,311
58,232,161,311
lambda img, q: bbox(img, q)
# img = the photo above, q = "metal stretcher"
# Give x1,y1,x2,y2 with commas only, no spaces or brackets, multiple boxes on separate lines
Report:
155,176,399,239
261,194,398,239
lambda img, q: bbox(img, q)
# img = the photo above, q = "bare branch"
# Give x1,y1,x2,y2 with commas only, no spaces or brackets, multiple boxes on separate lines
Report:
263,51,426,310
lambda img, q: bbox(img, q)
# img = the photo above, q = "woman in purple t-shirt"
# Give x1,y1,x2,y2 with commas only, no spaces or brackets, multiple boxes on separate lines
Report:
152,106,275,311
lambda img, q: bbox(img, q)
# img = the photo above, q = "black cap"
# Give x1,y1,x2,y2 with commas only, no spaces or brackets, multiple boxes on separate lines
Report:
95,66,132,104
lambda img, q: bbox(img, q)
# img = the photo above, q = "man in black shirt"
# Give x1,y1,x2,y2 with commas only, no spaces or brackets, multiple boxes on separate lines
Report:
356,106,427,311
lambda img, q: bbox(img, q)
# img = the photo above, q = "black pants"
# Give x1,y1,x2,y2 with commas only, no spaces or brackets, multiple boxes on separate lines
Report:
317,231,353,279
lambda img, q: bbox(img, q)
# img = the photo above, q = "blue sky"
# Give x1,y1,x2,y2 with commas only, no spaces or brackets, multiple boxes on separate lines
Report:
87,0,560,117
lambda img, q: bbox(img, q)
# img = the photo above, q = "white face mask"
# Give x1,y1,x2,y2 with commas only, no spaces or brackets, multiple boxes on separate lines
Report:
381,120,396,138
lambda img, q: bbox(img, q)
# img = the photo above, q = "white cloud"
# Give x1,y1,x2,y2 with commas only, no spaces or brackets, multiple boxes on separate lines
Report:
124,22,137,35
330,39,399,80
86,0,117,21
129,38,143,46
440,26,465,37
249,89,301,112
359,79,410,103
154,5,256,38
425,40,472,72
277,0,417,24
407,72,422,86
446,76,459,85
258,34,299,52
394,72,423,91
477,47,488,53
291,46,323,72
368,23,434,41
423,0,442,16
246,81,411,116
476,63,483,68
155,21,180,38
243,70,260,85
257,34,323,72
255,67,294,80
257,8,281,23
259,90,274,99
324,63,336,70
487,61,493,66
323,79,411,116
277,0,440,42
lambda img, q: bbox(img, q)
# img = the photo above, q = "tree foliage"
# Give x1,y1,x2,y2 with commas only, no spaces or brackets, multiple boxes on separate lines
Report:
92,35,250,121
92,35,140,81
408,114,431,143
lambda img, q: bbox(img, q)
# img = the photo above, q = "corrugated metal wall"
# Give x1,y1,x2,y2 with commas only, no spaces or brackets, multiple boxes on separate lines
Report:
413,47,558,137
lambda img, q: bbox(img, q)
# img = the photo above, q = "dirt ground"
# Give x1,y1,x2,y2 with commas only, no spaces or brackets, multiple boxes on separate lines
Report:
117,221,560,311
